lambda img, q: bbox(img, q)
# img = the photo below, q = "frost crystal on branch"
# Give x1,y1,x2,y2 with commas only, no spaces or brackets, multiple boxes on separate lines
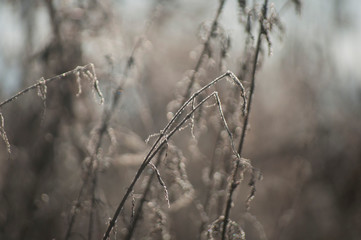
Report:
0,112,10,154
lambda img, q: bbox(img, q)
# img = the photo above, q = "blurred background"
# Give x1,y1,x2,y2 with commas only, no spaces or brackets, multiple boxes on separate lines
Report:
0,0,360,239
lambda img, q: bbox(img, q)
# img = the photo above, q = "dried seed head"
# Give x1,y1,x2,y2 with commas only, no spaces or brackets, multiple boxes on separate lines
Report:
37,77,47,100
0,112,10,154
207,216,245,240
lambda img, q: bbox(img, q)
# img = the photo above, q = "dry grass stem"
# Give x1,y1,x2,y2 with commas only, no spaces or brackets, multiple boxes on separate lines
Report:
0,63,103,109
221,0,270,239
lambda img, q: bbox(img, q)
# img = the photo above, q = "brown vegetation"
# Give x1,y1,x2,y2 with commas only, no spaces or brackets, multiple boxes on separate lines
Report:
1,0,360,240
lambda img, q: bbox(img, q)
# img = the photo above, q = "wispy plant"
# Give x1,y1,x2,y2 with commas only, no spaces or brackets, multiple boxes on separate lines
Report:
221,0,270,239
0,112,10,154
179,0,227,105
103,71,246,239
0,1,305,239
124,146,168,240
0,63,103,155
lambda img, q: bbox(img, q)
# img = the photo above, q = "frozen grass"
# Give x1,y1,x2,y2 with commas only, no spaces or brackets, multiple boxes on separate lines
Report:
1,1,338,240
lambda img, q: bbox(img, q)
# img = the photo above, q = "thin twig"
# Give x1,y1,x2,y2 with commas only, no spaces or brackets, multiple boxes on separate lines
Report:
221,0,269,239
65,122,106,240
182,0,227,104
88,169,98,240
0,63,102,156
0,64,98,109
125,147,167,240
